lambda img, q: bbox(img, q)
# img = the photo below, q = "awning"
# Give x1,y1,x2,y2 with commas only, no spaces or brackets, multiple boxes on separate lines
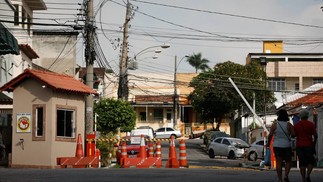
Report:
0,22,20,55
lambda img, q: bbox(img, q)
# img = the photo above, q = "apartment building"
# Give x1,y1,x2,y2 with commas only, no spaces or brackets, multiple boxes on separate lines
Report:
247,41,323,106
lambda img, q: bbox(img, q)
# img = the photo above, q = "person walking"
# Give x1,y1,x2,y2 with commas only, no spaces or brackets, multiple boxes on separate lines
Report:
294,109,318,182
267,109,295,182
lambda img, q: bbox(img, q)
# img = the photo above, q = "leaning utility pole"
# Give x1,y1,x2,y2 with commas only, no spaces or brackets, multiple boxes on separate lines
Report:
118,0,131,101
85,0,95,134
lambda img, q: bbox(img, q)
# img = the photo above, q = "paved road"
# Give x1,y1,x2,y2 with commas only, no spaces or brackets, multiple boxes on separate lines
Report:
1,138,322,182
1,167,323,182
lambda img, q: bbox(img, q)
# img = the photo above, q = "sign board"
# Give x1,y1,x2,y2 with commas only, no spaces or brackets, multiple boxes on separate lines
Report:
17,113,31,133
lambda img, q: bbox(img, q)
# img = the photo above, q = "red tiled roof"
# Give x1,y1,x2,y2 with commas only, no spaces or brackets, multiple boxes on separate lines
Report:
287,88,323,106
0,69,98,95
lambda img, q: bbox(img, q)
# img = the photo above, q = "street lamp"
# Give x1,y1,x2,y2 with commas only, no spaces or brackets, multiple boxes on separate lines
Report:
173,55,189,129
118,44,170,100
259,57,267,154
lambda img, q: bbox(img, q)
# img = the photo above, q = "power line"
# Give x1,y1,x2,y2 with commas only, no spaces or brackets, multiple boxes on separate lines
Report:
132,0,323,29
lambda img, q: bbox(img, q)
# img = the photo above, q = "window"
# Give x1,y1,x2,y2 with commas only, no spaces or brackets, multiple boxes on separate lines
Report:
268,78,285,91
56,106,76,140
214,138,222,143
295,83,299,91
313,78,323,84
32,104,46,141
166,109,172,121
14,4,19,25
139,112,146,122
153,109,163,121
222,139,230,145
166,127,174,132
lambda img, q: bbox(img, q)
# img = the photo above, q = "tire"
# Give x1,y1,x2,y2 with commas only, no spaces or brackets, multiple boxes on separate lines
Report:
248,151,258,161
228,150,236,159
171,134,177,139
208,149,215,159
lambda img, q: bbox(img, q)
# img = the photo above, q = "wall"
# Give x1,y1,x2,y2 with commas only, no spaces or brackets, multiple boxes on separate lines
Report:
11,79,85,168
32,32,78,76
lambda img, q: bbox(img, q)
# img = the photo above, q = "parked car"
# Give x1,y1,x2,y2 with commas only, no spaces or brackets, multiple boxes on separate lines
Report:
203,130,230,147
247,139,264,161
208,137,250,159
116,136,150,164
154,127,182,138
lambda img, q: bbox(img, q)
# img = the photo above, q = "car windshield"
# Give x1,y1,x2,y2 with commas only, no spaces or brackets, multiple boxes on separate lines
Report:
231,138,249,147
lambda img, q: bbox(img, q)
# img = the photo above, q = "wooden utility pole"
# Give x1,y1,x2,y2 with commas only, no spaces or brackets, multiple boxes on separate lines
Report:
85,0,95,134
118,0,131,100
173,56,178,128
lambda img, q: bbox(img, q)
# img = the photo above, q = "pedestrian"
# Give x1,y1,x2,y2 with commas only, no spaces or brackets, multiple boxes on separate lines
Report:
267,109,295,182
294,109,318,182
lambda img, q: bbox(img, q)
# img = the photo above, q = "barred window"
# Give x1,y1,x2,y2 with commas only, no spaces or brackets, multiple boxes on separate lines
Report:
268,78,285,91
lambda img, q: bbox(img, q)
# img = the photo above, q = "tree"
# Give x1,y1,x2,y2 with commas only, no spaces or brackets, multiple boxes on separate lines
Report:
186,53,210,73
189,61,275,130
94,98,136,134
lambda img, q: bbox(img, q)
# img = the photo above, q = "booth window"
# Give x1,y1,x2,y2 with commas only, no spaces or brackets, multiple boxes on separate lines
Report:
56,105,76,142
32,104,46,141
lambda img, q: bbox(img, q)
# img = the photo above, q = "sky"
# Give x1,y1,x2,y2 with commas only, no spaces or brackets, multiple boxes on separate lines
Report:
34,0,323,76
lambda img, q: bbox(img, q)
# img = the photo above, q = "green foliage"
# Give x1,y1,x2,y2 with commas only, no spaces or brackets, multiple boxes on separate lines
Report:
96,132,116,167
94,98,136,134
189,61,276,129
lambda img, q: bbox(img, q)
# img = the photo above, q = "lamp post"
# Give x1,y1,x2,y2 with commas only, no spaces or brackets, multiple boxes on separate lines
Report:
173,55,188,129
118,44,170,100
260,57,267,154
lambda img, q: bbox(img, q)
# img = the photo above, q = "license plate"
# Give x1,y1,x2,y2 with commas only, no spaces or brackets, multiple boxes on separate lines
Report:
128,155,137,158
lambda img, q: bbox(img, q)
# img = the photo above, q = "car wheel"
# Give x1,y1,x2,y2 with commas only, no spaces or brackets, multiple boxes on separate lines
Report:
208,149,215,159
228,150,236,159
248,151,258,161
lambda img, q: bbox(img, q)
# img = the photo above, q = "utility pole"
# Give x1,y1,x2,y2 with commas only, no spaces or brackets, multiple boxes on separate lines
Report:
173,56,178,129
85,0,95,134
118,0,131,101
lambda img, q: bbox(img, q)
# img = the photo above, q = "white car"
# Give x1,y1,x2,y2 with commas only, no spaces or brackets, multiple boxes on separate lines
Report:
247,139,264,161
208,137,250,159
154,127,182,138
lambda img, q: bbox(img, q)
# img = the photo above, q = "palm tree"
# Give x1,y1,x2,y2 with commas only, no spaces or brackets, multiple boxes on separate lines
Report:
186,53,210,73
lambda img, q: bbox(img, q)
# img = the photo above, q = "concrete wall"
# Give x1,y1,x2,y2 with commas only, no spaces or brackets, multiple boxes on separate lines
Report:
32,33,77,76
11,79,85,168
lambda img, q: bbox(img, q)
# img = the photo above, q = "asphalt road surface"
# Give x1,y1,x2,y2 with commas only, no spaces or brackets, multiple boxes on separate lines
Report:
0,139,322,182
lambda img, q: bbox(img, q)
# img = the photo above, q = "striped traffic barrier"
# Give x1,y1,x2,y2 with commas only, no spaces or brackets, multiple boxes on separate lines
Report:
179,139,188,168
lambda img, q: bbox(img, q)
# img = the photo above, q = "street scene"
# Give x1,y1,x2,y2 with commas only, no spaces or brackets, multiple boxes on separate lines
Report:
1,139,323,182
1,1,323,182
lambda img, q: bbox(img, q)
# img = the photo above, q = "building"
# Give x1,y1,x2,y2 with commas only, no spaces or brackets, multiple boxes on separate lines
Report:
0,69,97,168
32,30,79,76
241,40,323,143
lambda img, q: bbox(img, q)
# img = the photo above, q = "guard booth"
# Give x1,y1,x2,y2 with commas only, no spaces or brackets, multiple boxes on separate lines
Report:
0,69,97,168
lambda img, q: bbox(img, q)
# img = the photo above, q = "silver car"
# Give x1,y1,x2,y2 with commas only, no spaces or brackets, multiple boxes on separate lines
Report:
208,137,249,159
247,139,264,161
154,127,182,138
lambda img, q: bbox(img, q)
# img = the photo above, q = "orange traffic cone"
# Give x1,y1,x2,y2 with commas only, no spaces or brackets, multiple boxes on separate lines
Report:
156,141,161,158
138,135,147,159
179,139,188,168
148,142,154,158
75,134,84,157
120,141,127,166
166,135,179,168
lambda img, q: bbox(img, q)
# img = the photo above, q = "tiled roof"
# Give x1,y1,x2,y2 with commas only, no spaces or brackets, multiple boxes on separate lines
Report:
287,84,323,106
0,69,98,95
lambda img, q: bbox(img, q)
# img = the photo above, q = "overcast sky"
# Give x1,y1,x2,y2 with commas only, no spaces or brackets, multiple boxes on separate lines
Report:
37,0,323,75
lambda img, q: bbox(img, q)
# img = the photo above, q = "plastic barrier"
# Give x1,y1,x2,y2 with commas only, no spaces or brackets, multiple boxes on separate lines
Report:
179,139,188,168
56,134,99,168
122,135,162,168
165,135,179,168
